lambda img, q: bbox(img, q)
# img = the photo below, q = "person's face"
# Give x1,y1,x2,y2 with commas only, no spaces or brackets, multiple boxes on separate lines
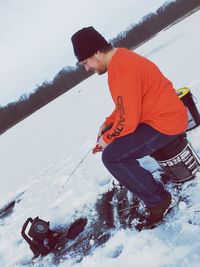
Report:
80,51,107,75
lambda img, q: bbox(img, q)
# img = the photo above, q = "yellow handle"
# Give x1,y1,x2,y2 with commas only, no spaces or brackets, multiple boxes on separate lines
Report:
176,87,190,98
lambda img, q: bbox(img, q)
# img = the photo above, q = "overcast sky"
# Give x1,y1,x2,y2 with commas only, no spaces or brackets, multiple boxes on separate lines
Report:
0,0,169,106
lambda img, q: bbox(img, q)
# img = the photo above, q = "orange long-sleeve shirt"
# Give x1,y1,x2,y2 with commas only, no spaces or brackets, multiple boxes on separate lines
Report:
102,48,188,144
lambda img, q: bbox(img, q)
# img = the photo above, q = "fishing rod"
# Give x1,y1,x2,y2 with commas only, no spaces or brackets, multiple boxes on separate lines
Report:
58,124,112,195
58,147,93,194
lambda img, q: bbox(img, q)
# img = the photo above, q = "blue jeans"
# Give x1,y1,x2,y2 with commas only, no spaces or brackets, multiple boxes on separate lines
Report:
102,123,180,208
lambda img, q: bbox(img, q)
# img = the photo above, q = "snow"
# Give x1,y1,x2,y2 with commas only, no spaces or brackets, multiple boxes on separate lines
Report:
1,9,200,267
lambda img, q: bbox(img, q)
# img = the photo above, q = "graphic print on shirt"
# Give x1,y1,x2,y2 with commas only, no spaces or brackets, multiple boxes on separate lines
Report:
107,96,125,139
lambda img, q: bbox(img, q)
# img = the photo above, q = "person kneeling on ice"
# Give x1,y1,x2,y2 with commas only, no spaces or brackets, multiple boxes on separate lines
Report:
71,27,188,229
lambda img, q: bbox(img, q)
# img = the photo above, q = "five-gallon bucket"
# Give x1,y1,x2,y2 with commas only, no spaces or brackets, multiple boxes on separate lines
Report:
151,134,200,183
176,87,200,131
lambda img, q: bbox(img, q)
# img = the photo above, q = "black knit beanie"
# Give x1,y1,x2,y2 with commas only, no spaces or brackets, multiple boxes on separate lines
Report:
71,26,109,62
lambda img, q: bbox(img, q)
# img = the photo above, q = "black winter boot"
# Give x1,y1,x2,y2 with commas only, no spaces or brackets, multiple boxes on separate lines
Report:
136,194,172,231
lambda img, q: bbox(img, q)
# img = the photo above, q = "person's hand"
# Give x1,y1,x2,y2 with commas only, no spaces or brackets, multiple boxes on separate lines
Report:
92,136,108,154
97,123,113,141
98,136,108,149
92,144,103,154
97,123,108,141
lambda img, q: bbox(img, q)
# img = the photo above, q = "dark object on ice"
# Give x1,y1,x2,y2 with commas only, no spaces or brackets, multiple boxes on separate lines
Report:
21,216,88,259
0,192,24,220
151,133,200,183
65,218,87,239
176,87,200,131
21,217,60,257
54,217,88,252
0,201,16,220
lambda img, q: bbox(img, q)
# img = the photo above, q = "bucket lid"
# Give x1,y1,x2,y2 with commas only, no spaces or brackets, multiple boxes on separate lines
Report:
176,87,190,98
